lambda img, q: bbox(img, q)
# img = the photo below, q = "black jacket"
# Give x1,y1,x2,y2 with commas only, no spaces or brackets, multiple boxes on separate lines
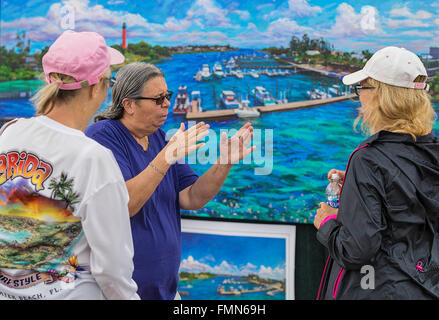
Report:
317,131,439,300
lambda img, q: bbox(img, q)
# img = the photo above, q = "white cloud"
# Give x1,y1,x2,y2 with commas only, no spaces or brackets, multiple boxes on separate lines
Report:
187,0,233,28
179,256,285,281
231,17,313,48
386,18,430,29
247,22,257,30
266,18,313,39
165,31,228,44
180,256,210,272
390,6,432,19
231,10,250,21
1,0,164,43
107,0,125,5
264,0,322,21
400,30,433,38
386,5,433,29
163,17,192,32
324,3,381,38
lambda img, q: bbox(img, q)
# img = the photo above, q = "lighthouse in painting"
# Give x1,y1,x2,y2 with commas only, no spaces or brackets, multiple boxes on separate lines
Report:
122,22,127,50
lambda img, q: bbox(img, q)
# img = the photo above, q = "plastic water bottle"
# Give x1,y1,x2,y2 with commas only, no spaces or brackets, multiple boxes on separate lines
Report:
326,173,341,208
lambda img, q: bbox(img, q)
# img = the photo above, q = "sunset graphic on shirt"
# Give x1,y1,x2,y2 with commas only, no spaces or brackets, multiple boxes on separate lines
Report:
0,177,82,273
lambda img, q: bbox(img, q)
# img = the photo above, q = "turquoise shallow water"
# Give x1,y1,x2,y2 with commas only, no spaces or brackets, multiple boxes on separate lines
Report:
1,50,438,224
178,276,285,300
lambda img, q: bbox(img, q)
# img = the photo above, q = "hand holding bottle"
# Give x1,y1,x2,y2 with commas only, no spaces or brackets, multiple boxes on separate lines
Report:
327,169,345,182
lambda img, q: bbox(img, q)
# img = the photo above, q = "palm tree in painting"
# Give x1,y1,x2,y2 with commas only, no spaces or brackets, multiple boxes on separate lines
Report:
48,172,80,212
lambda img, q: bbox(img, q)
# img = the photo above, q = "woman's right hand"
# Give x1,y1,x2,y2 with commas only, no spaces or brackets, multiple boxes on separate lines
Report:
163,122,210,164
327,169,346,181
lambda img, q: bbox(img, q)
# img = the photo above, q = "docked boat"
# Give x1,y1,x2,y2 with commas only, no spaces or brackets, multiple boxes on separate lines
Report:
307,88,321,100
252,86,276,106
173,85,190,114
315,88,332,99
220,90,242,109
249,70,259,78
213,63,225,78
200,64,211,81
234,69,244,79
234,99,260,118
226,57,236,69
328,85,341,97
265,69,275,77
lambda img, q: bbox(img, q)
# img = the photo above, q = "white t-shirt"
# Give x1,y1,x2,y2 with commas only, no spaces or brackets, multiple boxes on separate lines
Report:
0,116,139,300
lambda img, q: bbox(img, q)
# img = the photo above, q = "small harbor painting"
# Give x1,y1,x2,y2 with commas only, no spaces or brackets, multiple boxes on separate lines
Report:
178,219,296,300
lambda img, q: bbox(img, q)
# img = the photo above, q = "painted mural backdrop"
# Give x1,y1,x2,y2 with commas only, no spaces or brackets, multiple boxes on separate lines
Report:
1,0,438,224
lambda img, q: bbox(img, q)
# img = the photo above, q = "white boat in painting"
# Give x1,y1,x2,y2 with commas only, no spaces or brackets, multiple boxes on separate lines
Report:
213,63,225,78
249,70,259,78
252,86,276,106
173,85,190,114
234,99,260,118
226,57,236,69
235,69,244,79
200,64,211,81
328,85,341,97
307,88,321,100
316,88,332,99
220,90,241,109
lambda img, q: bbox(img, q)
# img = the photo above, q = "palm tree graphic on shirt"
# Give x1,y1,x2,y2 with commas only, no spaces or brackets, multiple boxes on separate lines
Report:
48,172,80,213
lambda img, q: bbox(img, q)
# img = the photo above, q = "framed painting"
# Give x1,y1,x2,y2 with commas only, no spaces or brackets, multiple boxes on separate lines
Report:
178,218,296,300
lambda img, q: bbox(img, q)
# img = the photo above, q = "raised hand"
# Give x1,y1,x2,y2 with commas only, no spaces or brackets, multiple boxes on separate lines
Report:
164,122,210,164
218,122,256,165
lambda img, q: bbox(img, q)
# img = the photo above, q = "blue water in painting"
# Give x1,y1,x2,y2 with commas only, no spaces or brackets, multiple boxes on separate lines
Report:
0,224,32,243
178,276,285,300
1,49,438,224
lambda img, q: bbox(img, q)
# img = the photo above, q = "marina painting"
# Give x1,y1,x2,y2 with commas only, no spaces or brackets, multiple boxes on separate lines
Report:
178,219,296,300
1,1,439,224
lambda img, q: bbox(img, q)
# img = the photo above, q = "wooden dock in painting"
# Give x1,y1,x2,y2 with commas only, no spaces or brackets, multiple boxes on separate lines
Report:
185,94,356,121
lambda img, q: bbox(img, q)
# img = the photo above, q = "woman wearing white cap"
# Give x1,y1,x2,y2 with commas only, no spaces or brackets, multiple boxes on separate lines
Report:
0,31,139,300
313,46,439,299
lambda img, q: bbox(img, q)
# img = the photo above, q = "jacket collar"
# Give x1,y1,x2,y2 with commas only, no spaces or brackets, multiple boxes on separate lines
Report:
360,131,438,147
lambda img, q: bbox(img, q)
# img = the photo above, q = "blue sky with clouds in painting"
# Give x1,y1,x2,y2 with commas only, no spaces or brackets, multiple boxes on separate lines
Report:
1,0,438,53
180,232,286,280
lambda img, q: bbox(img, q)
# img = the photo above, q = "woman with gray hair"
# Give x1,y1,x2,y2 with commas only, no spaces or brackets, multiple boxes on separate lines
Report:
85,62,255,300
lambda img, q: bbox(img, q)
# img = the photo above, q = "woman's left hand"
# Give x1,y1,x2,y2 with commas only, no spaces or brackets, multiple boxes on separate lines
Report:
218,122,256,165
314,202,338,229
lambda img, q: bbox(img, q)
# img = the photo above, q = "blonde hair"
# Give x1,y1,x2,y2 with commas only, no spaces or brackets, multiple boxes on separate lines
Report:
31,73,80,115
354,76,436,140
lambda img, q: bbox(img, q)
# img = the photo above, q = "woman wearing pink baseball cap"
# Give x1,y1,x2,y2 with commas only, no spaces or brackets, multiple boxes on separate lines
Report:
313,46,439,299
0,30,139,300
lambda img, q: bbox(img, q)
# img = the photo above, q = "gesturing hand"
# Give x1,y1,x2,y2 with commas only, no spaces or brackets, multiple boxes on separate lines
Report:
164,122,210,164
219,122,256,165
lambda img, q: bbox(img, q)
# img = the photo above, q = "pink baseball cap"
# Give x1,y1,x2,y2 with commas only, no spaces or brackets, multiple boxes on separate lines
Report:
42,30,125,90
343,46,429,90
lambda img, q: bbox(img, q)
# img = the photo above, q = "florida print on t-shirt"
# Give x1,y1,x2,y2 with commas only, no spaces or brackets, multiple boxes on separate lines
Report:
0,151,83,285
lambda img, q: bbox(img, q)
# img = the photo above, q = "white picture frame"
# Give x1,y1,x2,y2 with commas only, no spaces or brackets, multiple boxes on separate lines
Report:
179,218,296,300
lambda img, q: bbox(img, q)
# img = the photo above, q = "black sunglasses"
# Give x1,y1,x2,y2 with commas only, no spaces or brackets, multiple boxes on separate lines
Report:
354,85,375,96
132,91,173,106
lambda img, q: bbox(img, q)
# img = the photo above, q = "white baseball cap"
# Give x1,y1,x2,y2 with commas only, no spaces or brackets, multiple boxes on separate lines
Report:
342,46,429,90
